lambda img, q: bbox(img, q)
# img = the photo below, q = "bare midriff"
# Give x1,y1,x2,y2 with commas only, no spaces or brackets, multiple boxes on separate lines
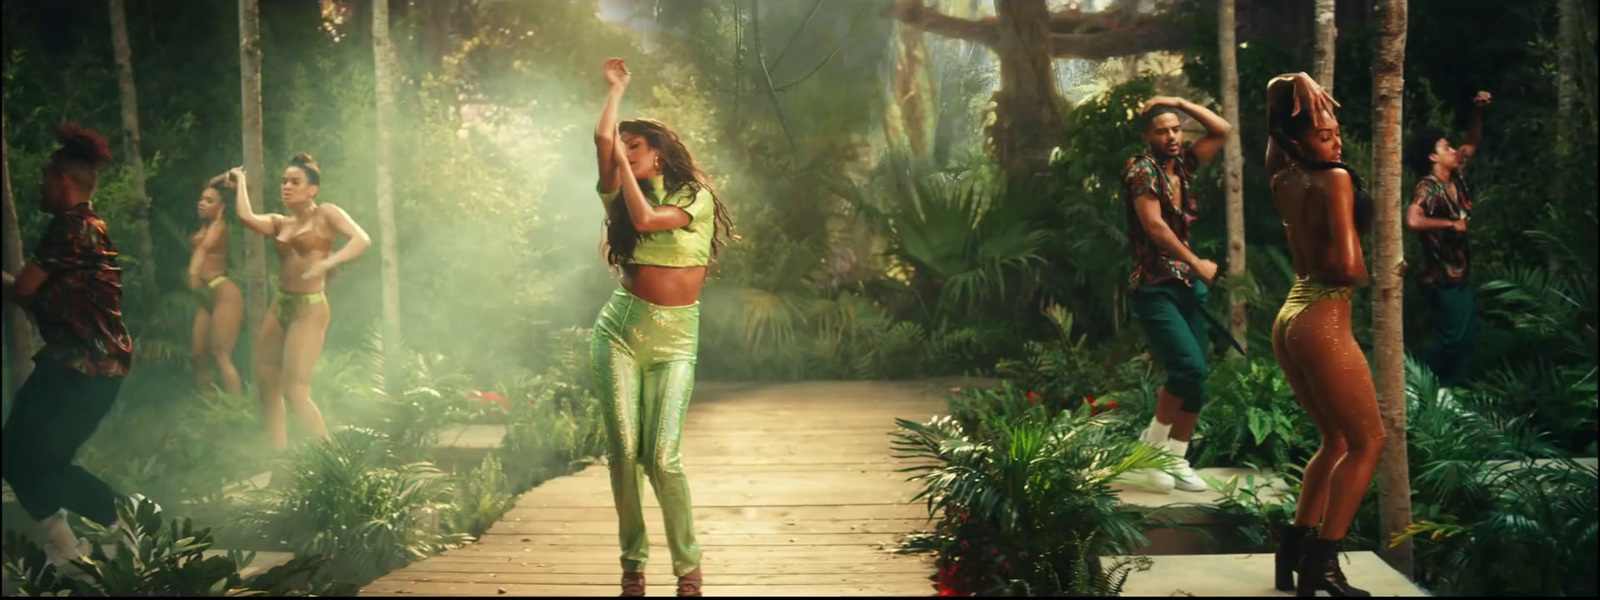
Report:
622,264,707,307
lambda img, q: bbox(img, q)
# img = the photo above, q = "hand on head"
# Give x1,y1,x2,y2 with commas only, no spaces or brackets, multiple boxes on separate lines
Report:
1291,74,1340,130
1140,96,1183,113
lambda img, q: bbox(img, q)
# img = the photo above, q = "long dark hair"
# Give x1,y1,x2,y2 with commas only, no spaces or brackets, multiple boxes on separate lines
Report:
604,119,735,267
1268,92,1373,235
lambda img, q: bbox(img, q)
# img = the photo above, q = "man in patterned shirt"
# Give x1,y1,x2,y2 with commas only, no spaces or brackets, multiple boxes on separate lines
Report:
2,123,135,571
1120,96,1232,493
1405,91,1491,402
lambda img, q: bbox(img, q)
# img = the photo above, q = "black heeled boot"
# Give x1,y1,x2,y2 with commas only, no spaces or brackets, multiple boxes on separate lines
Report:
1275,524,1315,592
1296,537,1372,597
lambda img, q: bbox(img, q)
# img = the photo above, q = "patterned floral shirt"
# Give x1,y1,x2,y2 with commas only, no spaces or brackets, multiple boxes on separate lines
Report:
1121,145,1200,291
28,203,133,377
1410,172,1472,285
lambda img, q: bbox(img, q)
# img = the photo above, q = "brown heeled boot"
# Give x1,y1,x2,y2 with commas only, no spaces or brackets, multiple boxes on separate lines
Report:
620,572,645,597
676,567,703,597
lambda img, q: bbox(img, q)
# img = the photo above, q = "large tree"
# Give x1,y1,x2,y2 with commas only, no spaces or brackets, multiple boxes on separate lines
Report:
239,0,268,369
1312,0,1336,92
1,113,31,393
887,0,1195,177
1220,0,1246,352
1370,0,1413,579
109,0,157,292
373,0,403,370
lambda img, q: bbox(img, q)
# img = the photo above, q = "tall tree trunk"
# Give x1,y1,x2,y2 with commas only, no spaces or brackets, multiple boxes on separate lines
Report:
373,0,404,370
239,0,269,373
1221,0,1246,354
889,19,940,157
1370,0,1413,579
989,0,1063,179
888,0,1192,180
110,0,157,293
0,113,32,393
1313,0,1337,93
1556,0,1579,276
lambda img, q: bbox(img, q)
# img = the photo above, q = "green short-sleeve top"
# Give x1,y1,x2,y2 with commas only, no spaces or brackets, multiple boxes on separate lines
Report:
598,175,715,267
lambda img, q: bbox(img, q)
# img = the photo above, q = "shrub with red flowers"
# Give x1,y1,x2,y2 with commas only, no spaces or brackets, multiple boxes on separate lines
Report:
466,390,511,416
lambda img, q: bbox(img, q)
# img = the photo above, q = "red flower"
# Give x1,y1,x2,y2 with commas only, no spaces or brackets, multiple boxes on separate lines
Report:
1084,397,1096,404
1108,401,1120,409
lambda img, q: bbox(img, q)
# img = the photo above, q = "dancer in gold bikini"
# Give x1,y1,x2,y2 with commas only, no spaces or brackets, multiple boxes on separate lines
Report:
1264,72,1383,597
230,155,370,455
188,172,244,395
591,57,734,598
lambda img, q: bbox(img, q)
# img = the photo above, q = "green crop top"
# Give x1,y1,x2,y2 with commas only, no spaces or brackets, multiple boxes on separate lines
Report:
598,175,715,267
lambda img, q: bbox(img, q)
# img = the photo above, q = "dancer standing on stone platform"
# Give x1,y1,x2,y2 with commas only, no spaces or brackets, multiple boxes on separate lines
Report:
1264,71,1384,598
1120,94,1233,494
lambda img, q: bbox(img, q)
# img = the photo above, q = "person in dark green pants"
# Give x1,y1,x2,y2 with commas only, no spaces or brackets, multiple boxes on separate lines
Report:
1405,90,1492,403
1119,95,1233,493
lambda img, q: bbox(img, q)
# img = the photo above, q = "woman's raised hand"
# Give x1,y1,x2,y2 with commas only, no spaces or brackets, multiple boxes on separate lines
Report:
604,57,631,89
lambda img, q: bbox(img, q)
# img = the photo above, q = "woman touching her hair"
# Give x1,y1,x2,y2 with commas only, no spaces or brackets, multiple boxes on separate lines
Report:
230,154,370,465
187,172,244,395
590,56,734,598
1264,72,1383,598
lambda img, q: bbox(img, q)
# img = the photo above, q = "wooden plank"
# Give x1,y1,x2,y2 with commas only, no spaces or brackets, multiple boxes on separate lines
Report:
438,550,921,563
473,533,908,547
499,504,932,522
369,572,931,586
360,581,934,597
366,381,952,597
396,560,932,575
485,518,928,536
513,495,925,509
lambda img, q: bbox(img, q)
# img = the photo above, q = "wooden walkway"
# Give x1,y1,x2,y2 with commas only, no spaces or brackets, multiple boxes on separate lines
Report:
360,380,977,597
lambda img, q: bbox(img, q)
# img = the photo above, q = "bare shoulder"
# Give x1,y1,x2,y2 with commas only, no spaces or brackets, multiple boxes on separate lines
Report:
317,203,354,220
1311,167,1353,203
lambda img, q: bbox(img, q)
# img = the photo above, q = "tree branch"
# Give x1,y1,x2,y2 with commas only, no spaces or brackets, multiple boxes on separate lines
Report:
1050,21,1193,59
885,0,998,48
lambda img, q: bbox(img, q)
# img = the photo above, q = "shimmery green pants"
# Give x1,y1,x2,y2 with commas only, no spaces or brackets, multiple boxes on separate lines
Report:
590,287,702,577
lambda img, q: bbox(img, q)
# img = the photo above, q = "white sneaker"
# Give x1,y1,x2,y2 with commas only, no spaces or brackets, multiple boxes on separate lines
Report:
1137,426,1176,493
1166,439,1207,492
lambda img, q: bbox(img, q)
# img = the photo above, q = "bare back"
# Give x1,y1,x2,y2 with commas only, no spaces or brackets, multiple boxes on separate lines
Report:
1270,159,1365,286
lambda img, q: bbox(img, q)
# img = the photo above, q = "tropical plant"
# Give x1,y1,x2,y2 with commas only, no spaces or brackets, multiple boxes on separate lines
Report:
1192,357,1320,471
892,401,1170,596
1,495,354,596
233,427,470,588
445,453,516,539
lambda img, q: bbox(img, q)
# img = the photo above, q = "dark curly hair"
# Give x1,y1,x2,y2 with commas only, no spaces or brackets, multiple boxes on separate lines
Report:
1139,105,1183,132
1268,88,1373,235
604,119,735,267
1405,126,1447,178
205,171,238,203
49,122,113,189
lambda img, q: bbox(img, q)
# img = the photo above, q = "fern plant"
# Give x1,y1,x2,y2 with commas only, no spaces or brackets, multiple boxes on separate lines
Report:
233,427,470,588
1,495,353,596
